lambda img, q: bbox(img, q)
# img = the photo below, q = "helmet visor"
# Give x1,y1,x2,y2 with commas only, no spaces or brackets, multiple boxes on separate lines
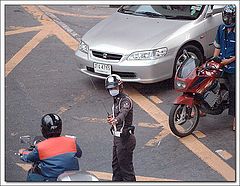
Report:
105,81,118,89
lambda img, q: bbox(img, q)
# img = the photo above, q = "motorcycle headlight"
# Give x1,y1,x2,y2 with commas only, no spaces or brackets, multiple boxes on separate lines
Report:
127,47,168,61
78,40,89,54
175,80,187,89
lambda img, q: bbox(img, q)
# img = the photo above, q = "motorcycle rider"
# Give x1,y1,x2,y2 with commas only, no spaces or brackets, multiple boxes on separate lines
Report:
105,74,136,181
213,4,236,130
19,113,82,181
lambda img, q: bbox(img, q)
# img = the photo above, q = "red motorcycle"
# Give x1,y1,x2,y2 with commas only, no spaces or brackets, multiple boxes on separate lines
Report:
169,50,229,137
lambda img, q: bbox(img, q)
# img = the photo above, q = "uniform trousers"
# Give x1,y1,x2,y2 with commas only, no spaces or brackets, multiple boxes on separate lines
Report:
112,134,136,181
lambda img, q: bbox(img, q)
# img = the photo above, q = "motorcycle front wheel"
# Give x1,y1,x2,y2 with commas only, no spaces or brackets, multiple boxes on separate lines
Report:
169,104,200,137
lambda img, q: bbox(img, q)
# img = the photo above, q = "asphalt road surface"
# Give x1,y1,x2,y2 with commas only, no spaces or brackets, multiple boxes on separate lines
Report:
4,4,238,184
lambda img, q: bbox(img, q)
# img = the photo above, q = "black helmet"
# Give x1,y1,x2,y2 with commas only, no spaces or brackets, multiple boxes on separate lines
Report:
41,113,62,138
222,4,236,28
105,74,123,89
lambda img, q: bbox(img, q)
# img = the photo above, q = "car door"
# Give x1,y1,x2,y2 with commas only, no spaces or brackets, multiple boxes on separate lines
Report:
202,5,224,59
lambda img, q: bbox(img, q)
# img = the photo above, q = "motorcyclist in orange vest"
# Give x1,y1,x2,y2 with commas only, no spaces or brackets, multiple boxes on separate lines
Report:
19,113,82,181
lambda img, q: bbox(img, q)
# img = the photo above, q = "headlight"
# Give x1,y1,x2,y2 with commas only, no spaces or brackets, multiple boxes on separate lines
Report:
127,47,168,61
78,40,89,54
175,80,187,89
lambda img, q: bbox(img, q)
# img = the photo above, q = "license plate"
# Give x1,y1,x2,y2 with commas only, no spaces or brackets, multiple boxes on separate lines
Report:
93,63,111,75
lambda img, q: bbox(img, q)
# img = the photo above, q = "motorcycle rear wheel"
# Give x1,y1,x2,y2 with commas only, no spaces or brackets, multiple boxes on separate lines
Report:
169,104,200,137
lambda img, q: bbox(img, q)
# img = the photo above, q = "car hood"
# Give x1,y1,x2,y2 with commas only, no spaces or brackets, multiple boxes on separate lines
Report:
83,12,191,54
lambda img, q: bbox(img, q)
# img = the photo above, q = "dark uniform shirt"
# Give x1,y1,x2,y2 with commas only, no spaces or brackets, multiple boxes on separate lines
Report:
112,93,133,131
214,24,236,73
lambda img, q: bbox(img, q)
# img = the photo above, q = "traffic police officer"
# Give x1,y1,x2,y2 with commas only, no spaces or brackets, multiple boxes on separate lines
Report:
19,113,82,181
213,4,236,130
105,74,136,181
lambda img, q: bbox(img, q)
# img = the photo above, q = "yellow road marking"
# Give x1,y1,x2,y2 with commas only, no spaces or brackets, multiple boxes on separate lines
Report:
23,5,79,51
215,150,233,160
74,116,106,124
54,28,78,51
16,163,31,171
149,95,163,104
73,116,162,129
57,107,69,115
138,122,162,128
179,136,235,181
5,5,78,77
193,130,207,139
145,128,170,147
124,86,235,181
5,25,44,36
16,163,178,181
22,5,52,25
5,30,49,77
88,170,178,181
57,95,86,115
124,88,169,126
39,5,108,19
7,26,25,30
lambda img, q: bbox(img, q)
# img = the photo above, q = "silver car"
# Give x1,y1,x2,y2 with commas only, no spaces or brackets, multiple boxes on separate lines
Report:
75,5,224,83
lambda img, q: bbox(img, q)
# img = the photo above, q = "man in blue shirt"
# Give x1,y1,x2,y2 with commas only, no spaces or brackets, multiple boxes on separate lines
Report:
213,4,236,130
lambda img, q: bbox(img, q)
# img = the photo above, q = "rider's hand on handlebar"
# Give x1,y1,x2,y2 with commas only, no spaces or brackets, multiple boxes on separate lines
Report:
220,59,230,67
18,148,26,155
219,62,224,68
211,56,222,63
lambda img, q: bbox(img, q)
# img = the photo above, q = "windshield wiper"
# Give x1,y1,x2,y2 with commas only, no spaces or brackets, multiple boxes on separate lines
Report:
135,11,164,18
165,15,195,20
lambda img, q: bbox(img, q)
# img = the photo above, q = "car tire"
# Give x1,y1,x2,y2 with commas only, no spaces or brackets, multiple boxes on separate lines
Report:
173,45,204,79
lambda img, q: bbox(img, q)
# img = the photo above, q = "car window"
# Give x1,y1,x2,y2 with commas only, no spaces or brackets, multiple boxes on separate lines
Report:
118,5,205,20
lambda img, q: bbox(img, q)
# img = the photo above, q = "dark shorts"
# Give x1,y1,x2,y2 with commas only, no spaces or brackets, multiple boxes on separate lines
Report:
224,72,235,116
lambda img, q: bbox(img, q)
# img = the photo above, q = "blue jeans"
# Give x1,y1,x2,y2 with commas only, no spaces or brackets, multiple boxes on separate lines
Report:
27,171,57,182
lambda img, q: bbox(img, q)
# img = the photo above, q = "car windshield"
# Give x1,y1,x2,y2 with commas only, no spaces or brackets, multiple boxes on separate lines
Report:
118,5,204,20
177,58,197,78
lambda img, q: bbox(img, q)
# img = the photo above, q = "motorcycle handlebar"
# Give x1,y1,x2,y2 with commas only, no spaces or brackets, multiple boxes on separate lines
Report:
15,152,21,156
204,66,222,71
207,56,222,63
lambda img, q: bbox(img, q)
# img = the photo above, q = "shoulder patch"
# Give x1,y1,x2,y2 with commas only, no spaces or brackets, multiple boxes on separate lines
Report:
120,97,132,110
123,101,130,109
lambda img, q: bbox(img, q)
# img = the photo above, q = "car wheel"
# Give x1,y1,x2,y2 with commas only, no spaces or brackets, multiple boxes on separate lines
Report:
173,45,204,78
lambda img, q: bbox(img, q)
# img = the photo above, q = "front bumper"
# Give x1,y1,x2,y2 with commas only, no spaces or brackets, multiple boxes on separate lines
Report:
75,50,175,84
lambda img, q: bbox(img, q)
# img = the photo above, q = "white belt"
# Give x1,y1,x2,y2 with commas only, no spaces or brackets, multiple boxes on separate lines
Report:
113,131,121,137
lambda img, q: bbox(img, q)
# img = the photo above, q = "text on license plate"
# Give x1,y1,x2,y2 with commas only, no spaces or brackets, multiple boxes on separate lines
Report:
93,63,112,75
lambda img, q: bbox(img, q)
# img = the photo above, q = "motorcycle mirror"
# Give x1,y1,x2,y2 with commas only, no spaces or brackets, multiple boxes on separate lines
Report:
20,135,31,144
32,136,45,145
57,171,99,181
183,49,190,58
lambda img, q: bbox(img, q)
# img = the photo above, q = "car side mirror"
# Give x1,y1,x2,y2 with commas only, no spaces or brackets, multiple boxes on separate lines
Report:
206,10,213,18
206,6,223,18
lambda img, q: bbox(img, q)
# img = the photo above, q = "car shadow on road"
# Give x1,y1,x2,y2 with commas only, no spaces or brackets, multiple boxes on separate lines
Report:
129,79,174,95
